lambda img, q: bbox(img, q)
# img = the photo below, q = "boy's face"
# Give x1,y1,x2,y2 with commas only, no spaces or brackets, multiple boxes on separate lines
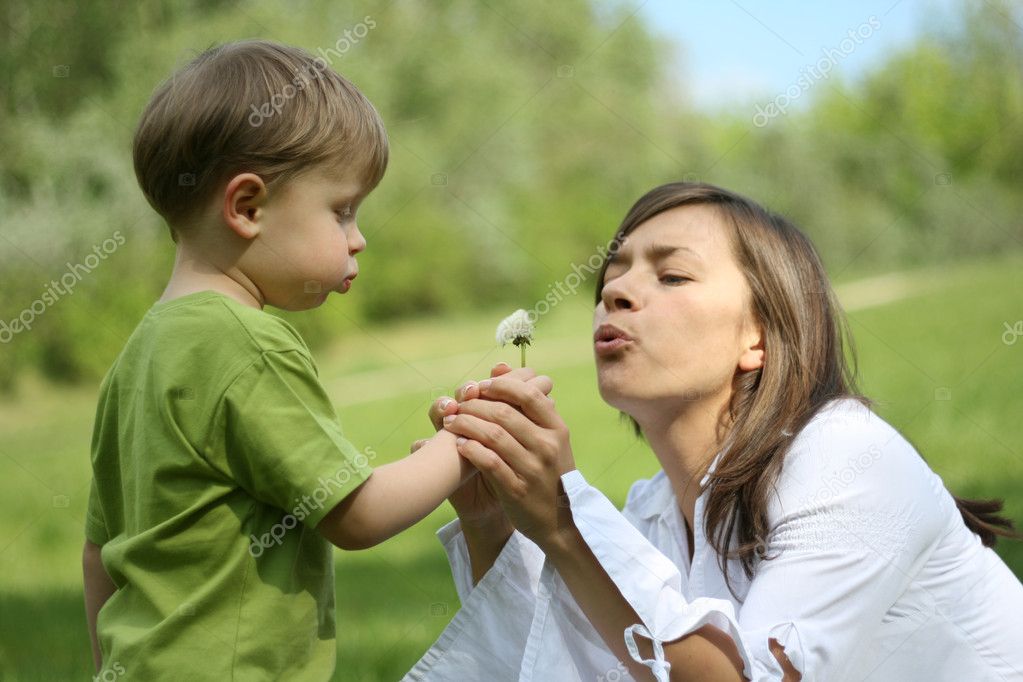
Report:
251,166,368,310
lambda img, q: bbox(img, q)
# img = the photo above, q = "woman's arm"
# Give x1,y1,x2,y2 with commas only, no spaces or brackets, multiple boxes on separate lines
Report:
82,539,117,672
445,399,746,680
414,364,537,582
425,380,512,584
444,377,800,681
543,520,747,681
450,379,949,681
461,515,514,585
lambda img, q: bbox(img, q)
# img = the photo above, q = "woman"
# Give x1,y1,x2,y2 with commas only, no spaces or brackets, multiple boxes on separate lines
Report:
404,183,1023,681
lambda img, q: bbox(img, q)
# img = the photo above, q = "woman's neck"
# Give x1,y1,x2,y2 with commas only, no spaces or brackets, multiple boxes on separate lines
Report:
637,397,731,535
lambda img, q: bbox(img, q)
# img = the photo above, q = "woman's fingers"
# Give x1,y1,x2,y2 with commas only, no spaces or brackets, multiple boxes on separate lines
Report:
427,396,458,431
444,413,535,475
457,383,479,402
453,366,550,404
525,374,554,397
410,438,429,453
477,376,559,429
494,366,553,396
425,366,550,453
456,366,536,403
454,438,525,498
490,362,512,378
455,398,544,452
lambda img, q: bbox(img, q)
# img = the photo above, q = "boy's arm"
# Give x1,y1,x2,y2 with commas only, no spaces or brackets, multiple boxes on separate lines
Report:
317,369,553,550
82,539,117,672
317,429,475,550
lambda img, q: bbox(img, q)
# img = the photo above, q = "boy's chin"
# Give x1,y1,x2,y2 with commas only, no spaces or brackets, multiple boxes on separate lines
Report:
270,280,350,310
272,290,332,311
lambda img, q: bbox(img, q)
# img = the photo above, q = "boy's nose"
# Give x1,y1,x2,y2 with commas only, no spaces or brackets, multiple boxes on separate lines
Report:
349,225,367,254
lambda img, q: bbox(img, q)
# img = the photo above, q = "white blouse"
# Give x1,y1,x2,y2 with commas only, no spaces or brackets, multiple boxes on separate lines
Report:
404,398,1023,681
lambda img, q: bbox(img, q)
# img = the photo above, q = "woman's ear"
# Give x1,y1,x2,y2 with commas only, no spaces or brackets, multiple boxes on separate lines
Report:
738,318,765,372
222,173,268,240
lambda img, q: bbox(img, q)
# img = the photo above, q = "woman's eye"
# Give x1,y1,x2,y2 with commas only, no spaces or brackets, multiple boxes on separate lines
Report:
659,274,690,285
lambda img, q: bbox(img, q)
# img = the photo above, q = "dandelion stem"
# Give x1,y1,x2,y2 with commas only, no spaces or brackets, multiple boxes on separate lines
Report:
520,344,526,368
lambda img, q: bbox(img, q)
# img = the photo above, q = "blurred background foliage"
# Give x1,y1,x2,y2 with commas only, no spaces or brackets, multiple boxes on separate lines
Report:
0,0,1020,391
2,1,1022,678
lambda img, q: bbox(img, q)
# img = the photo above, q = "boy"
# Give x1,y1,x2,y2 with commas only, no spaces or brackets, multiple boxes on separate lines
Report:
82,39,541,680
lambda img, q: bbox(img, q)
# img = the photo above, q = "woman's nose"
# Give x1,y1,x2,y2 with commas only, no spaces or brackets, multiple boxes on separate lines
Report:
600,278,635,311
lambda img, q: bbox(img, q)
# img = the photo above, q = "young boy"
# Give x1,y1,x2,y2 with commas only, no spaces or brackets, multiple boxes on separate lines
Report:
82,39,539,680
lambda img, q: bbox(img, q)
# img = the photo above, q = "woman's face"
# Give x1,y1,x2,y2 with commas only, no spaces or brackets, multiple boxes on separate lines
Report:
593,204,764,423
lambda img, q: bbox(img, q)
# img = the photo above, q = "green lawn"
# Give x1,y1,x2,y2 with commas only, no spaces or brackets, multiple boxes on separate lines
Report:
1,253,1021,680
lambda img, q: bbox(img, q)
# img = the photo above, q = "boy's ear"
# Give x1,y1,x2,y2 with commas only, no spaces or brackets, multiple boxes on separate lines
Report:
222,173,268,239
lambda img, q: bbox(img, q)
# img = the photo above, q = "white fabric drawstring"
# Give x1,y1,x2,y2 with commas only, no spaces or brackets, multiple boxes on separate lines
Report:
624,623,671,681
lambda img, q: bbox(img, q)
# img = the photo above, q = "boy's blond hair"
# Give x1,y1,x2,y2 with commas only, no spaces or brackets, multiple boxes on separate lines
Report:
133,39,388,240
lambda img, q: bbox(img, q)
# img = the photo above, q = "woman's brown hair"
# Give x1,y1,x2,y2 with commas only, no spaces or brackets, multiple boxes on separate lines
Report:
595,181,1021,599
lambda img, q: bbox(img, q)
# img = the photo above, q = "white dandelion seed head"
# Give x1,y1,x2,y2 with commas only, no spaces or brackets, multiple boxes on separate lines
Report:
496,309,534,346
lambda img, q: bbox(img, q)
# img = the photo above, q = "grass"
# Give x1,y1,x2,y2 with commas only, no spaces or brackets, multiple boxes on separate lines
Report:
0,252,1021,680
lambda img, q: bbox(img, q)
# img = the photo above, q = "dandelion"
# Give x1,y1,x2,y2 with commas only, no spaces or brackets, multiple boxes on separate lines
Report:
496,309,534,367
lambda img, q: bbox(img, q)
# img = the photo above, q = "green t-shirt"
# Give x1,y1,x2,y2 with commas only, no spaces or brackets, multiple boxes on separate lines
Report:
86,290,373,680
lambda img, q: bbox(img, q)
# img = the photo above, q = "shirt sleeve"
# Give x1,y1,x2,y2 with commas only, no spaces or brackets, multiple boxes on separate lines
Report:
85,476,109,545
402,518,546,681
214,349,373,528
729,415,950,679
522,471,740,681
530,415,948,681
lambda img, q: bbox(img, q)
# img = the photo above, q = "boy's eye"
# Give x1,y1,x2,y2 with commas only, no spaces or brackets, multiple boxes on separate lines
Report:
336,206,353,222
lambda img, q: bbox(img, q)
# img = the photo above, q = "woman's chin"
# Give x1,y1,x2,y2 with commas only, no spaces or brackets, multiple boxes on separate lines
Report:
597,374,639,411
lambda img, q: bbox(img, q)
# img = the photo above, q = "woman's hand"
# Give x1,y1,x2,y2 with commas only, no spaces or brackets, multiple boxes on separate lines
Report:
411,363,551,529
411,364,554,585
441,374,576,550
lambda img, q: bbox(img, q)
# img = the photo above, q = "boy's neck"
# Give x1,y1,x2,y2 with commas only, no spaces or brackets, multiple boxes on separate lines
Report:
159,242,265,310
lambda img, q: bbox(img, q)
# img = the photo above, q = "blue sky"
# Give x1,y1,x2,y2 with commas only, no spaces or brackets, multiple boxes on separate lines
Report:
638,0,959,109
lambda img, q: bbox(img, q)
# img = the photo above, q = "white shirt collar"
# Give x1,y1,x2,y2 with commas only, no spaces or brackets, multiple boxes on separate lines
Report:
631,450,725,521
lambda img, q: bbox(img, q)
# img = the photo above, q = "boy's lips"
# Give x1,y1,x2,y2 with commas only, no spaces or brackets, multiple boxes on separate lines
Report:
338,273,356,293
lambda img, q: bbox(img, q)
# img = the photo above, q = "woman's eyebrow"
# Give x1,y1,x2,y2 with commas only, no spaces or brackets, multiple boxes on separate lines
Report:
609,243,703,264
646,243,702,261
